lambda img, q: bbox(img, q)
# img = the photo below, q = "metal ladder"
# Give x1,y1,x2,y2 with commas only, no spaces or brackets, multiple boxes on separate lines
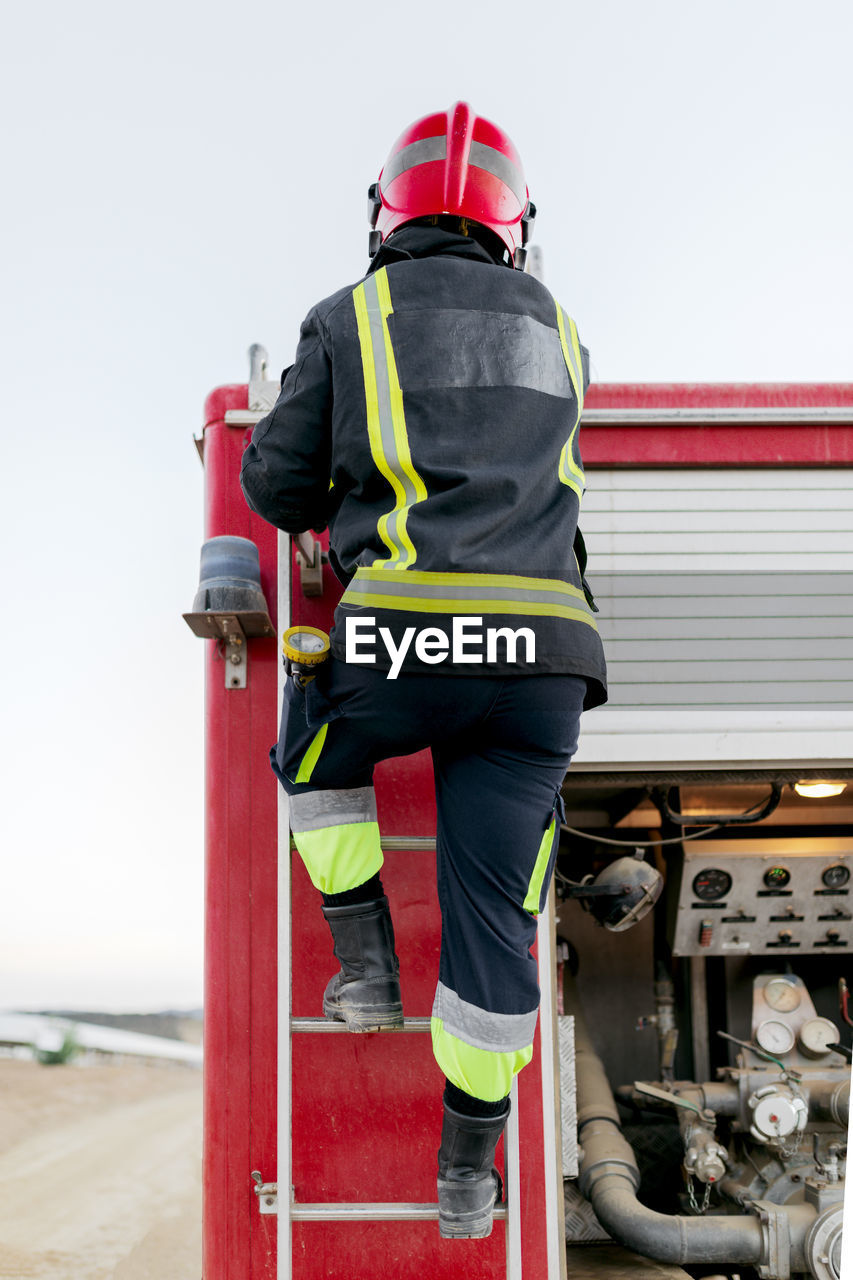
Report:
262,531,566,1279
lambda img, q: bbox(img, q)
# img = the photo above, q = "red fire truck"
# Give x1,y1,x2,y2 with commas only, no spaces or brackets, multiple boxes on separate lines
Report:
188,368,853,1280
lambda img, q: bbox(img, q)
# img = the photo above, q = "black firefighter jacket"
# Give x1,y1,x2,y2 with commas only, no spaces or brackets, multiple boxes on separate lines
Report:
240,227,607,707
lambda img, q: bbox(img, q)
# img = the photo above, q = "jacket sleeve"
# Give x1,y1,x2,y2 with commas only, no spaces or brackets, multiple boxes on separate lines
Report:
240,308,333,534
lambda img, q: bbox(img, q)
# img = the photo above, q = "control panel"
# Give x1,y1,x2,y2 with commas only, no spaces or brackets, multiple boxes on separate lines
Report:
671,838,853,957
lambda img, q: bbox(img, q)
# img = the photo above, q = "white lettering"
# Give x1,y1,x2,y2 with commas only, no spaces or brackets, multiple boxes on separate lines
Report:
345,617,376,663
349,618,538,676
452,616,484,663
414,627,449,664
486,626,536,664
379,626,416,679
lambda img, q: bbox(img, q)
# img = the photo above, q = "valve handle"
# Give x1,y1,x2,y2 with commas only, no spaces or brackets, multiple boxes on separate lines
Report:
633,1080,704,1115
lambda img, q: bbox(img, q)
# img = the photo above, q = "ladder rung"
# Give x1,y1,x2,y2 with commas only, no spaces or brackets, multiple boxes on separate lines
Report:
291,1202,508,1222
290,1017,431,1033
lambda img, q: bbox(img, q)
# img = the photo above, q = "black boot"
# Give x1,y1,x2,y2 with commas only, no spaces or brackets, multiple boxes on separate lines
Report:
320,896,404,1032
437,1099,510,1239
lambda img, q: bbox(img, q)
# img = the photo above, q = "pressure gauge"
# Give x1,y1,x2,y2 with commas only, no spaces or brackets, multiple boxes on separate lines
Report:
691,868,733,901
755,1019,796,1056
763,866,791,890
797,1017,840,1059
282,626,331,666
763,977,802,1013
822,864,850,890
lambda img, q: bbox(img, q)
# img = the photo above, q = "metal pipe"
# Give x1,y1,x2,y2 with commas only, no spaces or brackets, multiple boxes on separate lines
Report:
566,977,766,1266
621,1075,848,1129
616,1080,740,1115
809,1075,850,1128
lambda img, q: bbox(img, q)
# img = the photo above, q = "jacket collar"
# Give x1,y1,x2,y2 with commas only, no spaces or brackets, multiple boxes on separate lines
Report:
368,225,503,273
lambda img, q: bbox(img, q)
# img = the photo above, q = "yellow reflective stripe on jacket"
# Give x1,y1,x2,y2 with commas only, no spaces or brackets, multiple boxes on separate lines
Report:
431,1018,533,1102
352,268,427,567
340,567,598,630
554,303,586,502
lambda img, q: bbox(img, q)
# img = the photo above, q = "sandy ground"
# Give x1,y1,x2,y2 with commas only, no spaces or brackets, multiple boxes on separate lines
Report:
0,1059,201,1280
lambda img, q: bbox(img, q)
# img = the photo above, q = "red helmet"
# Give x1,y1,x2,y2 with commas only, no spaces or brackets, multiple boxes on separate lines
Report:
369,101,535,267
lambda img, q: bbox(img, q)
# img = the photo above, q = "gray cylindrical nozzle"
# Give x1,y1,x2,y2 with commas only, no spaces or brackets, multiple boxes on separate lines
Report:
192,536,269,614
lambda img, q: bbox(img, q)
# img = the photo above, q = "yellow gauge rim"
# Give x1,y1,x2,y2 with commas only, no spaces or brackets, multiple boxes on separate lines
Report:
282,625,330,666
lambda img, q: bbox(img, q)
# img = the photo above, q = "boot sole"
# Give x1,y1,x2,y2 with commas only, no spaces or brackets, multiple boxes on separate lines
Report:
438,1204,496,1239
437,1171,501,1239
323,998,404,1032
438,1214,494,1239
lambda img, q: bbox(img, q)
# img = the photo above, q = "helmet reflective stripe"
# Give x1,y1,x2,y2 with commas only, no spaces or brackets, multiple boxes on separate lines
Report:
352,267,427,567
382,136,526,211
382,134,447,186
468,140,526,207
554,303,586,501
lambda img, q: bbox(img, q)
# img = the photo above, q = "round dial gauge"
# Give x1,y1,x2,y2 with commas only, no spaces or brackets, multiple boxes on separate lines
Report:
692,868,733,901
763,977,802,1012
281,625,330,665
797,1017,840,1058
822,864,850,889
763,866,791,890
755,1019,795,1056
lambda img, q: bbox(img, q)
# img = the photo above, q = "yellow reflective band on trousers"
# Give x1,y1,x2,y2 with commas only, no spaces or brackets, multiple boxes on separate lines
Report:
340,566,598,631
554,303,586,502
294,723,328,784
523,815,557,915
352,267,428,567
293,821,384,895
431,1018,534,1102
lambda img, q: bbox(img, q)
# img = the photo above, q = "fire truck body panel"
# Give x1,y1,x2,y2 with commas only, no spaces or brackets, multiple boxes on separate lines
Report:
195,380,853,1279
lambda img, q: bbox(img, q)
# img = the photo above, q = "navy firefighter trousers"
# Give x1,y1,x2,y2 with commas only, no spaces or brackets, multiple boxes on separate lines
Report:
272,658,585,1102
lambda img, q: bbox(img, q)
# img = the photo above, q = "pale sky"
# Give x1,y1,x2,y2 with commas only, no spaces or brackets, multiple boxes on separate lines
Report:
1,0,851,1011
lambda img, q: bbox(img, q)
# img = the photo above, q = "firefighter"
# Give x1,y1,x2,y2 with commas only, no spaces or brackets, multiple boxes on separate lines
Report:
240,101,607,1240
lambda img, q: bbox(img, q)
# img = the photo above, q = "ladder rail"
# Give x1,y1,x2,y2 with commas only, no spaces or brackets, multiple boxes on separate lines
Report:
277,532,293,1280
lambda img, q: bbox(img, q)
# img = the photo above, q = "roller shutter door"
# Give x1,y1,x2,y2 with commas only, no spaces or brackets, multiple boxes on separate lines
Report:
574,468,853,769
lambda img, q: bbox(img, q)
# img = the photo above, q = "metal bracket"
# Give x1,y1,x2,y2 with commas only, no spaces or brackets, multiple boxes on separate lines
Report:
219,617,247,689
753,1199,792,1280
184,608,276,693
294,531,324,597
251,1171,278,1214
